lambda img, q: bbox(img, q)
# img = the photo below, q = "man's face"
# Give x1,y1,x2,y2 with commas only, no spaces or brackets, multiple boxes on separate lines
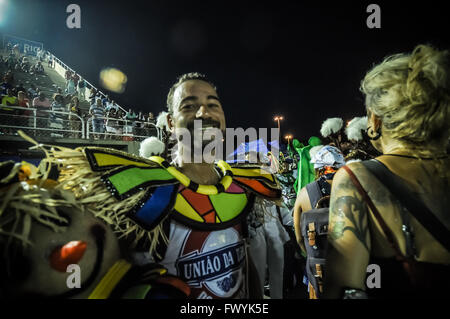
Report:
169,80,226,134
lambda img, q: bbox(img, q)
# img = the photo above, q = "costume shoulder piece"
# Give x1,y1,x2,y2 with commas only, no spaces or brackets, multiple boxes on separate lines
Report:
149,156,254,231
26,142,179,256
229,163,282,201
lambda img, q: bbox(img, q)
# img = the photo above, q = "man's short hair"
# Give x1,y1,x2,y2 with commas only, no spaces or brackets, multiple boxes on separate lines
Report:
166,72,216,114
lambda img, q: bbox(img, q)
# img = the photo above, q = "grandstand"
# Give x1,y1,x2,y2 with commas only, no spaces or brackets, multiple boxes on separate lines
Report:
0,39,160,163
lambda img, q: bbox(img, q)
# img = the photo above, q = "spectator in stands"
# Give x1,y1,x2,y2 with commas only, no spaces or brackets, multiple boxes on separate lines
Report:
27,84,38,100
3,71,14,86
102,95,109,106
134,111,145,136
37,48,44,62
1,88,19,106
17,91,29,108
17,91,31,126
0,89,19,134
66,77,76,95
89,88,100,104
72,73,80,87
123,108,137,135
20,57,30,73
108,100,119,112
144,112,156,137
78,78,86,101
0,80,12,95
33,61,44,74
48,54,53,68
89,98,105,139
49,94,66,138
117,109,126,137
147,112,155,124
33,92,52,135
68,96,82,138
65,69,72,82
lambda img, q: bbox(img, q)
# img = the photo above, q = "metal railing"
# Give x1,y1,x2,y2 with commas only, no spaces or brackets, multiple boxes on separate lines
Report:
0,105,85,138
0,105,160,142
86,116,160,142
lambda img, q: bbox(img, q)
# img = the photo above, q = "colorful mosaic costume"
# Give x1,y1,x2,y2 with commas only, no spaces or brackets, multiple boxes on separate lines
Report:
44,144,281,299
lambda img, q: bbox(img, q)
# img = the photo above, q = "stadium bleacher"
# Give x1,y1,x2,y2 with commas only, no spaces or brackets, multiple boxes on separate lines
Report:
0,44,160,159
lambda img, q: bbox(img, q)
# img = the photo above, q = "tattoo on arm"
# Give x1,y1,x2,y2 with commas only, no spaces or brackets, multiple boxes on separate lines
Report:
329,193,370,252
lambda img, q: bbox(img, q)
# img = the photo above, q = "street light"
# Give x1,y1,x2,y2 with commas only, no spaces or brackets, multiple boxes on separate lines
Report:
274,115,283,136
284,134,293,145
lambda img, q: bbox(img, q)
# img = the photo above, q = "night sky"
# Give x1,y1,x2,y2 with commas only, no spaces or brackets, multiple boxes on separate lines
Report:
2,0,449,144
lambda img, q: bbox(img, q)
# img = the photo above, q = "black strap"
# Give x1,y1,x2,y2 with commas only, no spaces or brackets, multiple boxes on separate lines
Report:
362,159,450,252
305,181,322,209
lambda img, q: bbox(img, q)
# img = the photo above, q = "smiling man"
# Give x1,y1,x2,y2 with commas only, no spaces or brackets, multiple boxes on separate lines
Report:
23,73,282,299
167,73,226,182
144,73,282,299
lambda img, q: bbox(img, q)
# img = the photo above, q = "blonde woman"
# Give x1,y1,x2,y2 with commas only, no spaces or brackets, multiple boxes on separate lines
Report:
324,44,450,298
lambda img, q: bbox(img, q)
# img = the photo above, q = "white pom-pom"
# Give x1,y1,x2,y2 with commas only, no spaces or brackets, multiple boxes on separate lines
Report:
156,111,169,131
140,136,165,158
320,118,343,137
345,116,368,141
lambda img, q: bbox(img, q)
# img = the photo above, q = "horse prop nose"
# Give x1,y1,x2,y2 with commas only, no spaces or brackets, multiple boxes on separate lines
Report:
50,241,87,272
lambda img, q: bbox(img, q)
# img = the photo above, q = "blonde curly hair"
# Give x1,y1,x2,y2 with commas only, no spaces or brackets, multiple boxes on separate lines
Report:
361,44,450,146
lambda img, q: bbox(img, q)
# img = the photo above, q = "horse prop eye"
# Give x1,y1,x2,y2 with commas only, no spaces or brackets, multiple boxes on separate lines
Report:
49,241,87,272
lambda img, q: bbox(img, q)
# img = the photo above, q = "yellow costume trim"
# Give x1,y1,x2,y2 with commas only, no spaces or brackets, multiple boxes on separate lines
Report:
88,259,132,299
149,156,233,195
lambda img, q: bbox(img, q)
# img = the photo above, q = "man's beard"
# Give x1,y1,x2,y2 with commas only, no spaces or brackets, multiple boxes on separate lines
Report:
175,119,225,163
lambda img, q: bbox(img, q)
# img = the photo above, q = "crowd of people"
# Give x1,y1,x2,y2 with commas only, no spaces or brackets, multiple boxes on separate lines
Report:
0,46,158,140
0,43,448,300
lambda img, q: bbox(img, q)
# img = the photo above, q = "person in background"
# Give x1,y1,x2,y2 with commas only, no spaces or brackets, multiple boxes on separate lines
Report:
27,84,38,100
1,80,13,96
77,77,86,101
47,53,54,68
89,98,105,140
72,73,80,88
17,91,33,133
49,94,66,138
17,91,29,108
33,61,44,74
66,77,76,96
123,108,137,135
293,145,345,253
325,44,450,299
1,88,19,106
32,91,51,135
65,69,72,83
147,112,155,124
89,88,100,104
68,96,82,138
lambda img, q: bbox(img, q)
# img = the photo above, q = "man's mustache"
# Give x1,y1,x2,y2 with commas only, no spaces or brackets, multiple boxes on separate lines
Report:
186,119,222,131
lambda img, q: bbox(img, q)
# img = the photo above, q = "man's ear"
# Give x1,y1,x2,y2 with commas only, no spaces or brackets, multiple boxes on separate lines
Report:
167,113,174,132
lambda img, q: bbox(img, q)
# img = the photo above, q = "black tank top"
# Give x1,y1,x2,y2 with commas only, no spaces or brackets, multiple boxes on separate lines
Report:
367,257,450,299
